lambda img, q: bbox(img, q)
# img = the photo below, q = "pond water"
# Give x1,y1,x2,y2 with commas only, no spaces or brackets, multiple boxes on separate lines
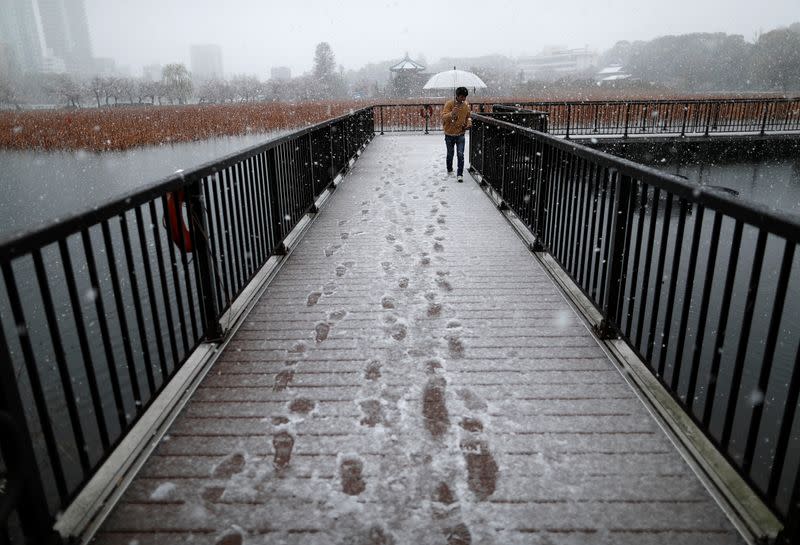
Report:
661,157,800,213
0,130,289,236
2,132,799,516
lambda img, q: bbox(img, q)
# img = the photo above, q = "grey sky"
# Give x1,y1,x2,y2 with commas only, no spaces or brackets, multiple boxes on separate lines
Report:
85,0,799,77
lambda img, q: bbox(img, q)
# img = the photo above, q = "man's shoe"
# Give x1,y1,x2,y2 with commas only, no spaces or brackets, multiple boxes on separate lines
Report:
457,175,464,183
447,169,454,174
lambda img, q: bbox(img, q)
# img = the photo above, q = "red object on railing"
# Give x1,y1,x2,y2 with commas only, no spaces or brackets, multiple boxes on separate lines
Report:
164,190,193,252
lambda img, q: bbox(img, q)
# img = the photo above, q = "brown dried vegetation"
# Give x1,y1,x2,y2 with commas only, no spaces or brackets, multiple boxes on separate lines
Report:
0,101,363,152
2,93,784,152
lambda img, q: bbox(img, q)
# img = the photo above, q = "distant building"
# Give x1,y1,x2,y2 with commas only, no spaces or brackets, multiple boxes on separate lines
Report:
389,53,427,97
596,64,631,85
36,0,93,72
517,46,598,81
0,42,16,76
270,66,291,80
389,54,426,74
0,0,92,74
40,52,66,73
142,63,162,81
0,0,45,73
190,44,223,81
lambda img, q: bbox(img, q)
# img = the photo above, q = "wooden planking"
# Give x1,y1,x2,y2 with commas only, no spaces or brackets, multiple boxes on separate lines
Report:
93,134,744,545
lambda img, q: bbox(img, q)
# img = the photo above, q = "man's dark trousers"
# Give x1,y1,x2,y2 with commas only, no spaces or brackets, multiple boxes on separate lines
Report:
445,134,466,176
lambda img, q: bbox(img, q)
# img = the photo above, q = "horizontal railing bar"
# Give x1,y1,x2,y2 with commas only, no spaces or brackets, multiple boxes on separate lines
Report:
471,114,800,240
0,107,374,258
0,108,375,542
469,111,799,537
374,97,800,107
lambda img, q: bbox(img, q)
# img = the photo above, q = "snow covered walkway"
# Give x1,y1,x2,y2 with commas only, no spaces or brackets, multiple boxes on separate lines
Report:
91,134,743,544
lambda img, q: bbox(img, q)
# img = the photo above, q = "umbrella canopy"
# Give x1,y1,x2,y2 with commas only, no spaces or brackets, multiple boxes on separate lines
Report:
423,68,487,90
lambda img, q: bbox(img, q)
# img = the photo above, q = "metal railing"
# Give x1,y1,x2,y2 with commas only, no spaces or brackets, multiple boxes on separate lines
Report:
489,104,549,132
374,98,800,138
469,112,800,544
0,107,374,543
374,102,492,134
506,97,800,138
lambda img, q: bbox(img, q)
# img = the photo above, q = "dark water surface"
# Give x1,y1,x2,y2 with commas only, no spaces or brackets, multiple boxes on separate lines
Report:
2,134,800,517
0,131,288,507
607,152,800,512
0,130,288,236
662,157,800,213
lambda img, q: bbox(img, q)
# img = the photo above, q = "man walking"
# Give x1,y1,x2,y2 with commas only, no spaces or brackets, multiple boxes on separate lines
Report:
441,86,472,182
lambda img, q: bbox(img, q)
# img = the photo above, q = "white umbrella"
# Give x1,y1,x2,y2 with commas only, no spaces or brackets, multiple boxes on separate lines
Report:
423,68,487,91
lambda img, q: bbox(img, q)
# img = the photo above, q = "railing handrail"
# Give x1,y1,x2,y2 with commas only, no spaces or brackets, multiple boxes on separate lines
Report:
469,112,800,542
0,107,374,259
373,97,799,108
471,113,800,241
0,106,375,542
491,104,549,116
488,97,800,105
372,97,800,139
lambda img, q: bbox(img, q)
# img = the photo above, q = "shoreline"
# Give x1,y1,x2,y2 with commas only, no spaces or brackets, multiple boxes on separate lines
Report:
1,94,793,152
0,101,363,152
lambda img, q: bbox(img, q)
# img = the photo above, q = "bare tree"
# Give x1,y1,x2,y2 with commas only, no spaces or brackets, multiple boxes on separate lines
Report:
231,74,261,102
197,78,234,103
0,77,20,109
89,76,104,107
116,77,135,104
137,79,161,104
48,74,84,108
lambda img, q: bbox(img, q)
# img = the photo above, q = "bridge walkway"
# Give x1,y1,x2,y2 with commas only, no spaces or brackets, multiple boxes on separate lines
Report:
91,134,744,545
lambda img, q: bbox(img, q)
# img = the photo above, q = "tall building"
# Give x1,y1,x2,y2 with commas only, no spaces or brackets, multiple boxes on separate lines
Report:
0,0,44,73
0,0,92,75
190,44,223,81
0,43,15,75
36,0,93,72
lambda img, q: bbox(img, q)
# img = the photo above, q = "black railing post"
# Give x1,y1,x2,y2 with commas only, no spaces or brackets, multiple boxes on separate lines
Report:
704,102,712,136
480,120,486,175
681,103,689,137
760,102,770,136
380,106,384,135
265,147,287,255
565,103,571,139
186,179,224,342
342,120,350,175
595,172,633,339
308,132,317,199
623,102,630,138
777,483,800,545
711,101,721,133
532,141,550,251
329,124,337,183
0,329,61,544
499,129,508,208
641,104,648,133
